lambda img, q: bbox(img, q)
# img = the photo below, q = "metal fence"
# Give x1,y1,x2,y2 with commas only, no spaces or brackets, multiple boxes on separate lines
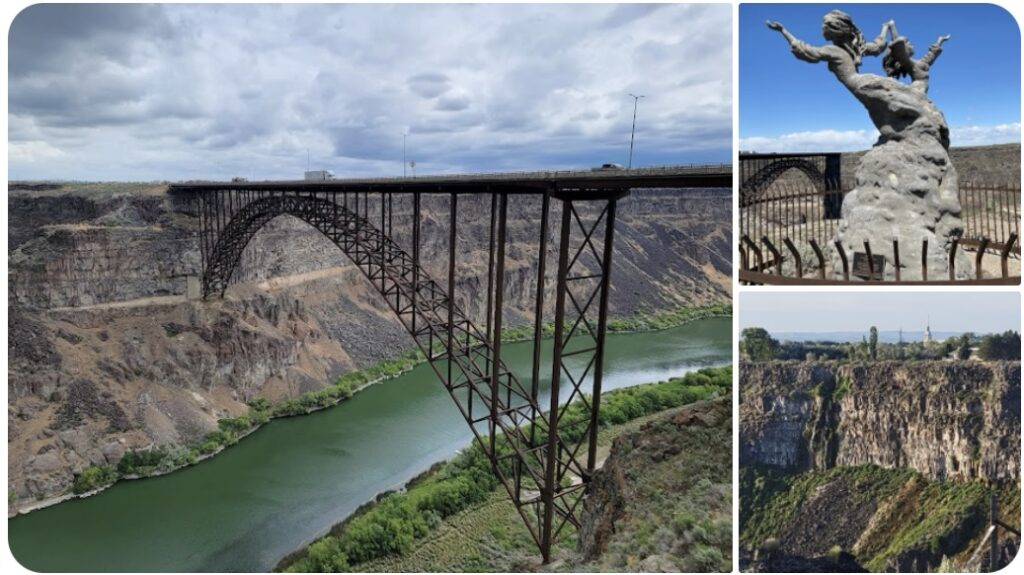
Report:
739,233,1019,285
739,181,845,253
959,181,1021,252
740,180,1021,256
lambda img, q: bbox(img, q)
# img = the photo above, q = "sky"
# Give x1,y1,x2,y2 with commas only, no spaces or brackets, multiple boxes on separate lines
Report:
739,292,1021,335
7,3,732,181
740,3,1022,152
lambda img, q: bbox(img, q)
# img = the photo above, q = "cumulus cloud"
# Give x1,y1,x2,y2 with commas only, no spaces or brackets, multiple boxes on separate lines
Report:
8,3,732,180
9,141,67,163
740,123,1021,153
950,123,1022,147
739,129,878,153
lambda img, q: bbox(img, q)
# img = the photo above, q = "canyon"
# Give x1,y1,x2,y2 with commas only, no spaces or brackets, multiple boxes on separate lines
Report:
7,184,730,511
740,361,1021,482
739,360,1021,572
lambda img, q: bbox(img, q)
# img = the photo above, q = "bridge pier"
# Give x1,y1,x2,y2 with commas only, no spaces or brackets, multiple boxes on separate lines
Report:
185,275,201,300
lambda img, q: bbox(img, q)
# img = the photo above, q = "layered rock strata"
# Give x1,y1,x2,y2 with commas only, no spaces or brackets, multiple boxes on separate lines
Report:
740,361,1021,482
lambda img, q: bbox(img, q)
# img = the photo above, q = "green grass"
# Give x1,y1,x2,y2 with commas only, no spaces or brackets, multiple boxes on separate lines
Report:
500,302,731,342
739,465,920,551
833,375,851,401
740,464,1005,571
866,479,989,571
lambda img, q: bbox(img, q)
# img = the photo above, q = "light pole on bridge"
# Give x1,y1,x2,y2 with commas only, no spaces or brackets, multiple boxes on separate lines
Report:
627,93,645,169
402,133,407,178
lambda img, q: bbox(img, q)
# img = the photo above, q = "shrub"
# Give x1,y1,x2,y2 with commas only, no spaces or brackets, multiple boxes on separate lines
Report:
339,496,428,563
247,397,273,412
72,465,118,494
198,440,220,455
248,407,271,426
827,544,843,562
218,416,251,435
305,537,349,572
117,448,169,476
687,543,724,571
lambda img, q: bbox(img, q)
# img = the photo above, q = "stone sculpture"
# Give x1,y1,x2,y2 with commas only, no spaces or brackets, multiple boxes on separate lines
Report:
767,10,969,280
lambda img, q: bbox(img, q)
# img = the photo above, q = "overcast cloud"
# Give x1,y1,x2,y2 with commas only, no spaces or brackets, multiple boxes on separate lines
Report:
8,3,732,181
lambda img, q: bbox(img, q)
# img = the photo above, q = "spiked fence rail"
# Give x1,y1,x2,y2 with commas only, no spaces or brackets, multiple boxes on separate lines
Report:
740,181,1021,265
739,233,1020,285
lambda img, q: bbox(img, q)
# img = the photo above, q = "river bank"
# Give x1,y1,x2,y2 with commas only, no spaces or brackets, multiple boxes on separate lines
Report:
277,366,733,572
10,303,729,518
8,318,731,572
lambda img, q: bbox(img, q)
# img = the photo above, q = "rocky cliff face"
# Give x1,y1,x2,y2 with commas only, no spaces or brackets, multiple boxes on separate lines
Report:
740,361,1021,482
577,397,732,572
7,184,730,509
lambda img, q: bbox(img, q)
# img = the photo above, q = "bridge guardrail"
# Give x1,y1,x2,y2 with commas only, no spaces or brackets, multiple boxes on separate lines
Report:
170,163,732,187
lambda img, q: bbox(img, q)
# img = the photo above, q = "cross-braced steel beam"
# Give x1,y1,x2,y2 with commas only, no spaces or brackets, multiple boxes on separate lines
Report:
179,184,627,562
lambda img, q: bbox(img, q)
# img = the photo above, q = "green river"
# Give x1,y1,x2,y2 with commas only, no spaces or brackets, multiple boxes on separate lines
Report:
7,318,731,572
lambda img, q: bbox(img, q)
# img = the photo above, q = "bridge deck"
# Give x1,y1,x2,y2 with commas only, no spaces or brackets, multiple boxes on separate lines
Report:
168,163,732,195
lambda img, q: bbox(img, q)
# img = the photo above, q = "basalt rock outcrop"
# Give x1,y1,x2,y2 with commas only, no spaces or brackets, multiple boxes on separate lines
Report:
740,360,1020,572
578,397,732,572
740,361,1021,482
8,184,730,511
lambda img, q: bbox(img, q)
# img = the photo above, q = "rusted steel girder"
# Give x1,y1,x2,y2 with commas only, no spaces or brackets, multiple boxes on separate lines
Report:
183,184,628,562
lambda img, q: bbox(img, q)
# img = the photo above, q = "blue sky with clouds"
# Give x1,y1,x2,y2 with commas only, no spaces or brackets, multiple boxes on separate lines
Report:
740,292,1021,335
8,3,732,181
740,3,1021,152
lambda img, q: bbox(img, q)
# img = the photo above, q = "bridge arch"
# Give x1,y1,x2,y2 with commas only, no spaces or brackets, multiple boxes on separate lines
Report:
203,194,358,296
740,158,826,207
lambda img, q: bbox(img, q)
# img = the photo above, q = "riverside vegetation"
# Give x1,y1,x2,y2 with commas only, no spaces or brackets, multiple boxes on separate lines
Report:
278,366,732,572
64,304,730,501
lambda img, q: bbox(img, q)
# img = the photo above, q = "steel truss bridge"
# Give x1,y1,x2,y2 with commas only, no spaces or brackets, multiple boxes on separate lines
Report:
739,152,842,213
168,164,731,562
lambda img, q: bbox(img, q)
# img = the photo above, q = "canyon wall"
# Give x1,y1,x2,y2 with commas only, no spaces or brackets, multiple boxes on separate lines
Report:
8,184,730,507
766,143,1021,188
740,361,1021,482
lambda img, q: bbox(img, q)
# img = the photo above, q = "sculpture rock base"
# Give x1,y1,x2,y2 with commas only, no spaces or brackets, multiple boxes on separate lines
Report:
831,78,971,281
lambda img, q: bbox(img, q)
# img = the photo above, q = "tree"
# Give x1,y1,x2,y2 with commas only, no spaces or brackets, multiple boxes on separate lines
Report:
740,328,780,360
305,538,348,572
869,326,878,360
978,331,1021,361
